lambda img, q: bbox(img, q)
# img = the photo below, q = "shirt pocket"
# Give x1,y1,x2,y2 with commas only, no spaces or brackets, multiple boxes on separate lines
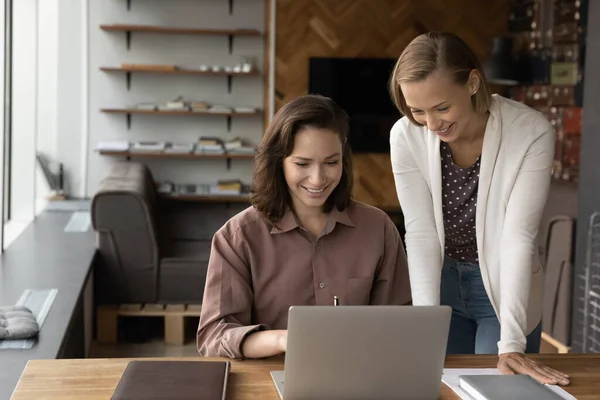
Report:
346,277,373,305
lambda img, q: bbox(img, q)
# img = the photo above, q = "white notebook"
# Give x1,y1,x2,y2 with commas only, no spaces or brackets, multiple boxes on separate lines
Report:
442,369,575,400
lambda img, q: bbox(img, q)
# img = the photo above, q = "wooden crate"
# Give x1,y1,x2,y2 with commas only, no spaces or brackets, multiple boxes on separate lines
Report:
97,303,202,345
541,332,571,354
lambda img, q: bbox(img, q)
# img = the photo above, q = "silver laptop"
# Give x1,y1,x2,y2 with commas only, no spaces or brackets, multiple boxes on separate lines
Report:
271,305,451,400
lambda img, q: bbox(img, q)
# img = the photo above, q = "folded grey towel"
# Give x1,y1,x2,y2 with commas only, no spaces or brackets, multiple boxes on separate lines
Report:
0,305,40,340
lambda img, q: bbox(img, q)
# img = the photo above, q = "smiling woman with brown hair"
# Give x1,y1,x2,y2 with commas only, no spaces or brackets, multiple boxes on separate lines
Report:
196,94,411,360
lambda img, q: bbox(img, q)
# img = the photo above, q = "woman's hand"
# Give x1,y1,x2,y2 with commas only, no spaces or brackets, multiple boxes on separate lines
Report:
241,329,288,359
497,352,570,386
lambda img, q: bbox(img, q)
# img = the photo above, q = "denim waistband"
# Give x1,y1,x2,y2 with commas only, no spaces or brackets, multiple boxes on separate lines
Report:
444,255,480,273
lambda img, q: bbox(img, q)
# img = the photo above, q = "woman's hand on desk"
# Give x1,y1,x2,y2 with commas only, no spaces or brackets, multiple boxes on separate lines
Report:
241,329,288,359
497,352,570,386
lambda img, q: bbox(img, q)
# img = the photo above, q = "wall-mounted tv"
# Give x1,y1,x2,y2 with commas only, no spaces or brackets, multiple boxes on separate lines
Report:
308,57,402,154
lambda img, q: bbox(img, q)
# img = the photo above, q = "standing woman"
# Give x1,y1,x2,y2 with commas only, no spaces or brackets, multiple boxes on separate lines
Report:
388,31,569,385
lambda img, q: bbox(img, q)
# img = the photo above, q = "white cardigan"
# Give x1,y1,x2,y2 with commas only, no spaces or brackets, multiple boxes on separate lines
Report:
390,94,554,354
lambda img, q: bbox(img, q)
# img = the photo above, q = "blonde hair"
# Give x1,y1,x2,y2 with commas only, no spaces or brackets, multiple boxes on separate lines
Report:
389,31,492,126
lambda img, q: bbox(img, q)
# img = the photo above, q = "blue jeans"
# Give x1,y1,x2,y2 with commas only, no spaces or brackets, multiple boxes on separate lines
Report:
440,256,542,354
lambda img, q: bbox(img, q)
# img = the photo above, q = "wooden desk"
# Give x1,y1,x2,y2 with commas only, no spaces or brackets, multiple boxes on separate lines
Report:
10,354,600,399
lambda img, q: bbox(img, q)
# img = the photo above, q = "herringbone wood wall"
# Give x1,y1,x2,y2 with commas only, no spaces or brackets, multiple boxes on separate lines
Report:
273,0,510,210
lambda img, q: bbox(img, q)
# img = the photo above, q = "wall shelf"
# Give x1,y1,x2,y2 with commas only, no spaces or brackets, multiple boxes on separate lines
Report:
98,150,254,170
100,67,259,76
100,23,261,52
100,24,261,37
100,108,261,130
98,150,254,160
100,67,259,92
100,108,260,117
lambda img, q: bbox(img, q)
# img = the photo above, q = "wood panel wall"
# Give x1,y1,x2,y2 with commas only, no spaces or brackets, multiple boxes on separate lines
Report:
273,0,510,210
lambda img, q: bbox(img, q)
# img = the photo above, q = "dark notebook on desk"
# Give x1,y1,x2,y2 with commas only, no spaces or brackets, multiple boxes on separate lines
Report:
459,374,564,400
111,360,230,400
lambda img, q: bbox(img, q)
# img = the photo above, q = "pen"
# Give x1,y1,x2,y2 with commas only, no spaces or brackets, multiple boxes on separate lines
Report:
333,296,339,306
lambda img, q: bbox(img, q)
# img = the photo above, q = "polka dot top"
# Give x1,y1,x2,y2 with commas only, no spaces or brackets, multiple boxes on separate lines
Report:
441,141,480,263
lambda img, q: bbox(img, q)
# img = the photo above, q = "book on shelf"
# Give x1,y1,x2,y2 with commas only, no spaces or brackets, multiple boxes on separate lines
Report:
225,137,256,154
209,183,245,196
164,143,195,154
197,136,224,146
208,104,233,114
227,147,255,154
190,101,210,112
158,105,190,112
95,141,130,152
195,136,225,154
156,181,174,195
160,181,248,198
233,105,256,114
173,183,211,196
130,141,166,153
217,179,243,192
224,137,243,150
164,96,189,110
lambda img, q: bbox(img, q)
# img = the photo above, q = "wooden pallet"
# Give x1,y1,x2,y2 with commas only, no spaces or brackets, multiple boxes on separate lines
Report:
97,304,202,345
541,331,571,354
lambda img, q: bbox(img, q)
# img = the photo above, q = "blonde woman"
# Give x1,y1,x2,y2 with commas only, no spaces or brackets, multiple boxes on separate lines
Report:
388,31,569,386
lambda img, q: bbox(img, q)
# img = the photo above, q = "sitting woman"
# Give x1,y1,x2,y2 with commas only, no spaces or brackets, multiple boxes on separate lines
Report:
196,94,412,359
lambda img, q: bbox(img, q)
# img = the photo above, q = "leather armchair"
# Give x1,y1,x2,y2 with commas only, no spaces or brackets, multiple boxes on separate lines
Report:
91,161,246,305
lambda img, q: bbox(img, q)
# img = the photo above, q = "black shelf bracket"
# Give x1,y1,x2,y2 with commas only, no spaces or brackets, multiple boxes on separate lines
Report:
228,35,234,54
126,31,132,50
126,72,132,90
229,0,234,15
126,0,131,11
227,115,232,132
127,114,132,130
227,75,233,93
226,158,232,170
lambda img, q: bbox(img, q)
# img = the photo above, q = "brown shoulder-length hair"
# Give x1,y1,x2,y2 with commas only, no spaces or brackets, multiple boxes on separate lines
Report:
389,31,493,125
250,94,353,224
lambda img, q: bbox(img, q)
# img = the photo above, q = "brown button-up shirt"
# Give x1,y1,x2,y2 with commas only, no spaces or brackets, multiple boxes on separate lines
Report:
196,200,411,359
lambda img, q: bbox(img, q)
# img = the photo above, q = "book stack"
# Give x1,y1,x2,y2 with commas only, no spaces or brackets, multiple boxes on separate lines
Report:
190,101,210,112
164,142,195,154
207,104,233,114
211,179,244,196
94,141,130,152
233,105,256,114
225,137,255,155
156,181,174,195
130,141,166,153
158,96,189,112
195,136,225,155
174,183,211,196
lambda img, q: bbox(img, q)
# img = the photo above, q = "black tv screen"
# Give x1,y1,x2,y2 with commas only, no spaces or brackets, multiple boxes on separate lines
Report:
308,57,402,153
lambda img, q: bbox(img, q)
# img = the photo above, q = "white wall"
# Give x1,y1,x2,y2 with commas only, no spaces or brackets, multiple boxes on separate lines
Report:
86,0,266,195
56,0,86,198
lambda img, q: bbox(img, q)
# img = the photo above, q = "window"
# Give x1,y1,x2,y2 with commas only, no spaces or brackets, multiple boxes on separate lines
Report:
2,0,44,250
